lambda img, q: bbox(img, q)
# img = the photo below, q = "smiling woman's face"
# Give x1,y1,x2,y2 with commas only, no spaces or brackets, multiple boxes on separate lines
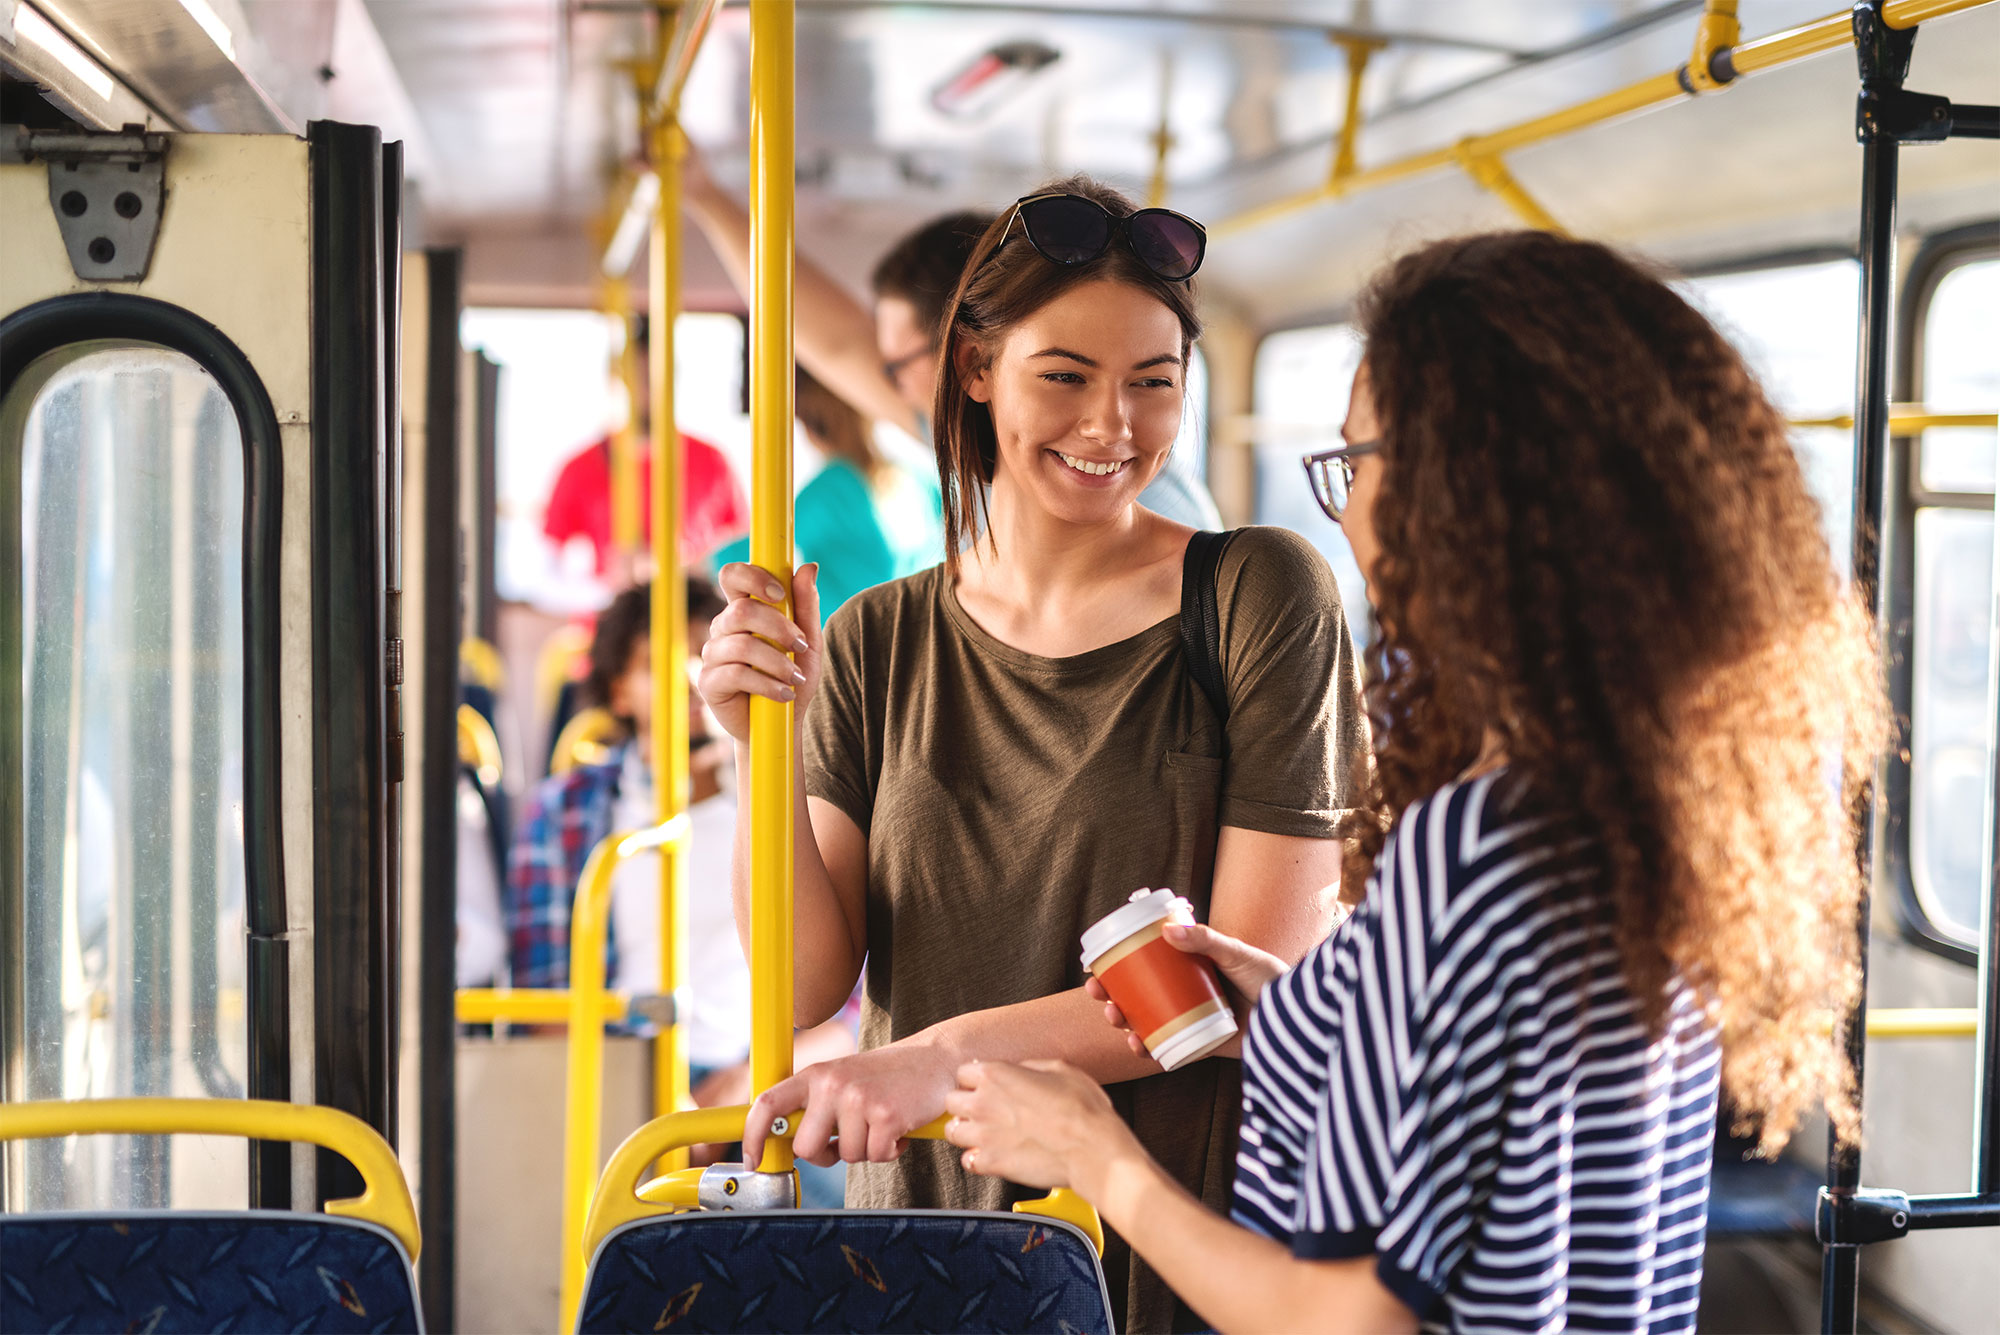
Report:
962,278,1185,526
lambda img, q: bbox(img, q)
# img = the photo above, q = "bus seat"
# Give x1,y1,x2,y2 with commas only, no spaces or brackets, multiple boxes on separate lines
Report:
550,705,623,776
0,1098,423,1335
576,1210,1113,1334
570,1108,1114,1335
0,1213,421,1334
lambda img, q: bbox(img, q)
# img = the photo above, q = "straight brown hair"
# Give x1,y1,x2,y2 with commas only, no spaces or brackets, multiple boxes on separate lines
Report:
931,175,1202,572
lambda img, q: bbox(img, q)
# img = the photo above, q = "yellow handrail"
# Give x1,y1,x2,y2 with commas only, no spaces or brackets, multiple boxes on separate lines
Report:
648,77,694,1180
454,987,626,1027
581,1106,1106,1259
1215,0,1997,238
1789,408,1998,432
746,0,798,1178
457,702,503,787
1863,1007,1980,1038
549,706,623,776
558,816,690,1334
0,1098,421,1261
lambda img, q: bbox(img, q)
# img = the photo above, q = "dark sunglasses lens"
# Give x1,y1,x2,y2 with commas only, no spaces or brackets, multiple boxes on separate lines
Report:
1021,195,1112,265
1128,211,1205,280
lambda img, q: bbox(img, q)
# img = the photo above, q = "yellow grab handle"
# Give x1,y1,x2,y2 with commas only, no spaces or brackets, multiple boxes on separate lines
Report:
0,1098,420,1261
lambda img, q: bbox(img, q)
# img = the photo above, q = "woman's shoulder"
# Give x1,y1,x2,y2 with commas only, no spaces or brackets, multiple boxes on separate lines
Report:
1217,525,1340,596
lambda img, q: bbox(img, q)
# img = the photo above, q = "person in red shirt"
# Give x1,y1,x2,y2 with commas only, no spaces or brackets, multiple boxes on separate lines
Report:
542,316,748,578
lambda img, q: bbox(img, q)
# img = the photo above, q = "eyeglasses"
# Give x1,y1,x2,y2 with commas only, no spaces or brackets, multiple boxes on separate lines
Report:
1006,192,1207,282
881,343,936,384
1302,440,1381,522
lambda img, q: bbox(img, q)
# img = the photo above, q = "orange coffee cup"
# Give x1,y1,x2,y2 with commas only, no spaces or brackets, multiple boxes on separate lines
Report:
1080,889,1238,1071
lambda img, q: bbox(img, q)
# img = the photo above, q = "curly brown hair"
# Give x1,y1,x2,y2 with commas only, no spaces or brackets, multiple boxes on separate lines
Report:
1346,232,1886,1153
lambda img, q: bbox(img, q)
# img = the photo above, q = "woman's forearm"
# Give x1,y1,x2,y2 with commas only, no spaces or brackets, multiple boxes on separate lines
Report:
730,740,864,1023
913,988,1174,1086
1077,1144,1412,1335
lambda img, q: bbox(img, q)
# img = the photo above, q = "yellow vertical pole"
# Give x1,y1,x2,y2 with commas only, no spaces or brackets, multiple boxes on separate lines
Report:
604,276,643,563
747,0,797,1177
1145,52,1173,209
648,113,692,1172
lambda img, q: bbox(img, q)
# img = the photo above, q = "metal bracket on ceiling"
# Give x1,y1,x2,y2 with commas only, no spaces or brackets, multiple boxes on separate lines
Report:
0,124,169,282
1452,141,1568,235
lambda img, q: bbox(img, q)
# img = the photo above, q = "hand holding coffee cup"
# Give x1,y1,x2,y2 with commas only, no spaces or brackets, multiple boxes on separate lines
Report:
1080,890,1240,1071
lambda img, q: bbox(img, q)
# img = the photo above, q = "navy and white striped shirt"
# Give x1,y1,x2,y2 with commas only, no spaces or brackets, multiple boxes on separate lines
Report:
1235,772,1720,1333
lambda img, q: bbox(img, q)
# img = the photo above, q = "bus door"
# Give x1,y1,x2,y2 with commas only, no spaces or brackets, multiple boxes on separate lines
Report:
0,121,402,1215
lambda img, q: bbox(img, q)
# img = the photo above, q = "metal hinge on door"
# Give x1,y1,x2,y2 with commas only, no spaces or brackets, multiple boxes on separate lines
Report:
0,124,168,282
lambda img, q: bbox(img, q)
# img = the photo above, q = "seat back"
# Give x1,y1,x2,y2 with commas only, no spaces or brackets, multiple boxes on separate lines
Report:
576,1209,1113,1335
0,1211,421,1334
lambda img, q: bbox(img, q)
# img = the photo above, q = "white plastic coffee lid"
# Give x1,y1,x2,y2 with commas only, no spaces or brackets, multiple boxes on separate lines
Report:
1080,888,1192,970
1151,1008,1239,1071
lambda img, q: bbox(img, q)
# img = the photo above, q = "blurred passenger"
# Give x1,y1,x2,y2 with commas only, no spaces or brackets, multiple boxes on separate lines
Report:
542,317,748,582
703,178,1368,1331
712,365,945,617
505,582,854,1149
938,232,1888,1333
681,147,1222,530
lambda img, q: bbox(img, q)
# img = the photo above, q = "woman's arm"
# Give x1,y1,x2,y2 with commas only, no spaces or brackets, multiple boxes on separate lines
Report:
702,562,870,1023
681,150,917,435
740,826,1346,1162
944,1060,1416,1335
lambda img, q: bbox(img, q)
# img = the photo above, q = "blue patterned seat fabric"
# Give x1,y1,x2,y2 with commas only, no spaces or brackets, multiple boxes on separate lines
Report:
0,1211,422,1334
576,1210,1114,1335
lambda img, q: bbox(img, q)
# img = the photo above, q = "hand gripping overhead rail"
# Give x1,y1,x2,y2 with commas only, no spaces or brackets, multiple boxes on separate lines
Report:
1214,0,2000,239
1816,4,2000,1334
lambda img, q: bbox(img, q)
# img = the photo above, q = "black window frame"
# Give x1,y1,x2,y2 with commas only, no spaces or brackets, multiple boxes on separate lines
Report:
1885,217,2000,967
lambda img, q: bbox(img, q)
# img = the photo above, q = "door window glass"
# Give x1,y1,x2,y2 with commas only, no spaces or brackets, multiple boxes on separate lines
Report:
1909,255,1997,948
11,343,248,1210
1677,260,1861,569
1918,259,1999,494
1250,323,1368,645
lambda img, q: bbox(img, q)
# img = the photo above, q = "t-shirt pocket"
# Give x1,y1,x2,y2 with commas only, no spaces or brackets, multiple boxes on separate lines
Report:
1162,749,1225,913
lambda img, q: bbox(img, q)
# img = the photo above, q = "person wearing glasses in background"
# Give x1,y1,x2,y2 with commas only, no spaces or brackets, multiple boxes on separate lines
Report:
932,232,1886,1333
699,179,1370,1332
680,147,1223,531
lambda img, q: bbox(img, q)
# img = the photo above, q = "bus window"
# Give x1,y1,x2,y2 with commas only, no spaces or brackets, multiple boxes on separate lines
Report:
1250,322,1368,645
1175,345,1209,488
11,344,248,1211
1909,255,1997,948
1677,260,1862,568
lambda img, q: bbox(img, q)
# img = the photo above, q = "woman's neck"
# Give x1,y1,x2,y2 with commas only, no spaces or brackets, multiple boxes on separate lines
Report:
953,471,1182,655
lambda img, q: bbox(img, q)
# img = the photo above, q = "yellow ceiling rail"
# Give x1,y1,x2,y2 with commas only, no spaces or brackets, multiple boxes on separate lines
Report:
1789,408,1998,431
1329,36,1383,185
1216,0,1996,239
601,0,723,279
1453,141,1568,233
1146,52,1174,209
454,987,626,1027
0,1098,421,1261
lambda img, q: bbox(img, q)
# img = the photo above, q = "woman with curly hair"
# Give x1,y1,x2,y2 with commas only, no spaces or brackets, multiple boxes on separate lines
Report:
941,230,1886,1333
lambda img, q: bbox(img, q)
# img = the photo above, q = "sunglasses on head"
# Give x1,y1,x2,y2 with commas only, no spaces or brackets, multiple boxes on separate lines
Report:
1004,192,1207,282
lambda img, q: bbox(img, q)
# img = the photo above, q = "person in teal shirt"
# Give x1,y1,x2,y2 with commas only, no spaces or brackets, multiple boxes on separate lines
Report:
714,366,944,616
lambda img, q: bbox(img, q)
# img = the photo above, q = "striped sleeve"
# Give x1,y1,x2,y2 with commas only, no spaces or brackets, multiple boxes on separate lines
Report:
1284,787,1480,1316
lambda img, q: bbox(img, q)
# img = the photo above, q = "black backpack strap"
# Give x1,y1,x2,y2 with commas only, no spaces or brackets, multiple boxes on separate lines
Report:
1180,529,1238,725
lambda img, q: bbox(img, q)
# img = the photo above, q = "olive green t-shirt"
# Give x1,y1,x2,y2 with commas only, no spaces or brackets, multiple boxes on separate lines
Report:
803,525,1369,1332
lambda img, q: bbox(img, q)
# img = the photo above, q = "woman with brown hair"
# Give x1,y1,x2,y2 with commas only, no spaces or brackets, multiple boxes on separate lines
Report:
699,177,1370,1330
940,230,1886,1332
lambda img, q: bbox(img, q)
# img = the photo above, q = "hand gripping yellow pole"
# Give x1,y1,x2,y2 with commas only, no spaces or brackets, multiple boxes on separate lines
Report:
649,102,693,1172
747,0,797,1179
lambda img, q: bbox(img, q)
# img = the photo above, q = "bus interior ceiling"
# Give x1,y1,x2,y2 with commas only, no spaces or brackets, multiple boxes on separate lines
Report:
2,1,1998,1333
